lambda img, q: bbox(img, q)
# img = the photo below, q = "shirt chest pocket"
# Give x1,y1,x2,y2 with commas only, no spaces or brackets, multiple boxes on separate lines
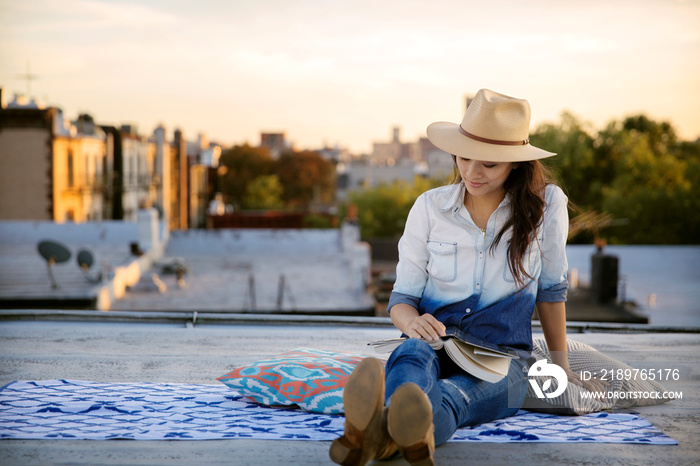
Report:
426,240,458,283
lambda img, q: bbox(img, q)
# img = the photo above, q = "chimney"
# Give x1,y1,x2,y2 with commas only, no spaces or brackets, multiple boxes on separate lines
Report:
392,126,400,143
77,114,96,135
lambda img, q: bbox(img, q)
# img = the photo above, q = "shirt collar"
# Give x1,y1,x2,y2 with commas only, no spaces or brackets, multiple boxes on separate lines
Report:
439,182,513,213
440,183,465,213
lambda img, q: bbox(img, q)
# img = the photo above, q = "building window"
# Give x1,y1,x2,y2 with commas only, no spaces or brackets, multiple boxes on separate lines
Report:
67,151,74,187
101,153,107,187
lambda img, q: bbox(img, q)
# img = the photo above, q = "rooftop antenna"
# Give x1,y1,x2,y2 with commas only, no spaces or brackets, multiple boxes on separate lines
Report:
16,61,38,97
37,240,71,289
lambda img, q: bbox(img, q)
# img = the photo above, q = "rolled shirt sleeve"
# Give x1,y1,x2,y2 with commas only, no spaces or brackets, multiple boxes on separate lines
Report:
387,291,421,312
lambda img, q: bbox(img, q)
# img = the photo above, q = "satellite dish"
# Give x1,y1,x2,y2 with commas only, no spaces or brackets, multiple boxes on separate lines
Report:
38,240,71,264
37,240,71,289
76,248,102,283
77,249,94,270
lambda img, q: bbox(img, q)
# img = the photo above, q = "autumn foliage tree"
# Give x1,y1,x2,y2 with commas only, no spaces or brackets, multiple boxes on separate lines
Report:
276,150,335,207
218,144,275,209
217,145,335,211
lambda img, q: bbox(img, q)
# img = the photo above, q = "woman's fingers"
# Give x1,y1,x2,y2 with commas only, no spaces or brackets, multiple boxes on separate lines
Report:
408,319,433,340
409,315,446,341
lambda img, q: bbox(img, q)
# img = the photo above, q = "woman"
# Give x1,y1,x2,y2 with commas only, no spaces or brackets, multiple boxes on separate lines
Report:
330,89,603,466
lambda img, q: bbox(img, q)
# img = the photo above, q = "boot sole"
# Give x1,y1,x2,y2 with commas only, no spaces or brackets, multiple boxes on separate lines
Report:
388,383,434,465
343,357,385,431
329,357,385,465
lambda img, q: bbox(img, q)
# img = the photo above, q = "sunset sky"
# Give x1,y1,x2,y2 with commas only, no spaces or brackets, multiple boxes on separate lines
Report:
1,0,698,154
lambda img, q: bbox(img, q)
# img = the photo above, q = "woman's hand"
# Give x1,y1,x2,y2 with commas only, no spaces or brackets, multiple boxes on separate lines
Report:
405,314,447,341
389,303,446,342
564,368,609,394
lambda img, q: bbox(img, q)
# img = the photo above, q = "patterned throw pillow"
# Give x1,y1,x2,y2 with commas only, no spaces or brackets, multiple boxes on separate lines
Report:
522,337,674,415
217,348,369,415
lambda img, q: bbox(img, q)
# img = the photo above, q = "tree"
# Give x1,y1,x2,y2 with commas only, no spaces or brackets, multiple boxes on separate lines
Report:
531,113,700,244
243,175,284,210
592,114,680,195
681,145,700,242
530,112,598,209
345,176,444,239
218,144,275,209
622,115,677,149
598,120,695,244
276,150,335,207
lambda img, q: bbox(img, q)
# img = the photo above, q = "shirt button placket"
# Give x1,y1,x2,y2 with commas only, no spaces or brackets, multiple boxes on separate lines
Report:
476,246,484,293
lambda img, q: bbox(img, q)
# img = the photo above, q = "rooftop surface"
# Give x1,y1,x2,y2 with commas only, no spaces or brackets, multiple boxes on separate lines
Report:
0,221,143,304
0,221,375,314
111,228,374,314
1,316,698,465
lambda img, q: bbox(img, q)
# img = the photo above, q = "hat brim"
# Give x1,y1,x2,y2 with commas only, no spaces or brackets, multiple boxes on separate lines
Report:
427,122,556,163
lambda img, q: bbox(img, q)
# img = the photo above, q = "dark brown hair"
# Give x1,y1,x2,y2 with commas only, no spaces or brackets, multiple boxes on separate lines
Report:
451,157,553,289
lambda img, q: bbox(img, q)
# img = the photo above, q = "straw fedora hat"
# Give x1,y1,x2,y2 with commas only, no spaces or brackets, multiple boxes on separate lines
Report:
426,89,556,162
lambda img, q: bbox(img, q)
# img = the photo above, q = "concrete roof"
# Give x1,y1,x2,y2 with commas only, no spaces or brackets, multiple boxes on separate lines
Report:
0,221,142,304
111,229,375,314
0,221,375,314
1,317,698,465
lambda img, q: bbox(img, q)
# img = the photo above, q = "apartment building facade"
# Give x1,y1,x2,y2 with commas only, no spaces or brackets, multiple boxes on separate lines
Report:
0,98,108,222
0,92,183,228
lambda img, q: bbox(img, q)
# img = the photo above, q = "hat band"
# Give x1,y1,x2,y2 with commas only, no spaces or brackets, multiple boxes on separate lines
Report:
459,125,529,146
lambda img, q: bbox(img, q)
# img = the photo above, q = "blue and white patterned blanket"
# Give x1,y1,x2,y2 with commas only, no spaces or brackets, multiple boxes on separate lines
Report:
0,380,676,444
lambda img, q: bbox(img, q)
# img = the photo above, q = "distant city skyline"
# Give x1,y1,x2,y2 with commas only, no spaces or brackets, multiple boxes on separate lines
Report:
1,0,699,154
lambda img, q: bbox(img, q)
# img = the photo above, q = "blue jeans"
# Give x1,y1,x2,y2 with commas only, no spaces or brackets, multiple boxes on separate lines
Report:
384,339,529,446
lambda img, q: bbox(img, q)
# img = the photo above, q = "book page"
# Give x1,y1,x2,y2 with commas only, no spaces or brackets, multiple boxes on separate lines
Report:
368,337,444,353
450,339,510,376
473,348,514,359
442,342,505,383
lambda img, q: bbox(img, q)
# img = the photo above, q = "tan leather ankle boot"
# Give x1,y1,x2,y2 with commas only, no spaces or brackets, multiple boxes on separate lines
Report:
387,382,435,466
329,357,397,466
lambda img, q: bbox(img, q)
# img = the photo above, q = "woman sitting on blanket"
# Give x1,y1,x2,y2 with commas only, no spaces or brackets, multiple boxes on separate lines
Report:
330,89,605,466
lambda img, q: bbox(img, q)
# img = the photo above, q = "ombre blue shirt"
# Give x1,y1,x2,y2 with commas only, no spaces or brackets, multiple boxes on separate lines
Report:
388,182,569,354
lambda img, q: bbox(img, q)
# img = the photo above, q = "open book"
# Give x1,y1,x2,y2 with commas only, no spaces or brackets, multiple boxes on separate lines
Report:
368,335,517,383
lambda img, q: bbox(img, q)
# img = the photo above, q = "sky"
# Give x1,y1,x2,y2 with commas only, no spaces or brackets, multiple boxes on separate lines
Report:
1,0,699,154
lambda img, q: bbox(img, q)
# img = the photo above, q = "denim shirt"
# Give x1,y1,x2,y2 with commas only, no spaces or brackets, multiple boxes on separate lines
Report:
388,182,569,354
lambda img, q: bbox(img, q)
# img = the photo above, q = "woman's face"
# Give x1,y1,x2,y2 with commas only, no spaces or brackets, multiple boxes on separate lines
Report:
455,157,515,199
